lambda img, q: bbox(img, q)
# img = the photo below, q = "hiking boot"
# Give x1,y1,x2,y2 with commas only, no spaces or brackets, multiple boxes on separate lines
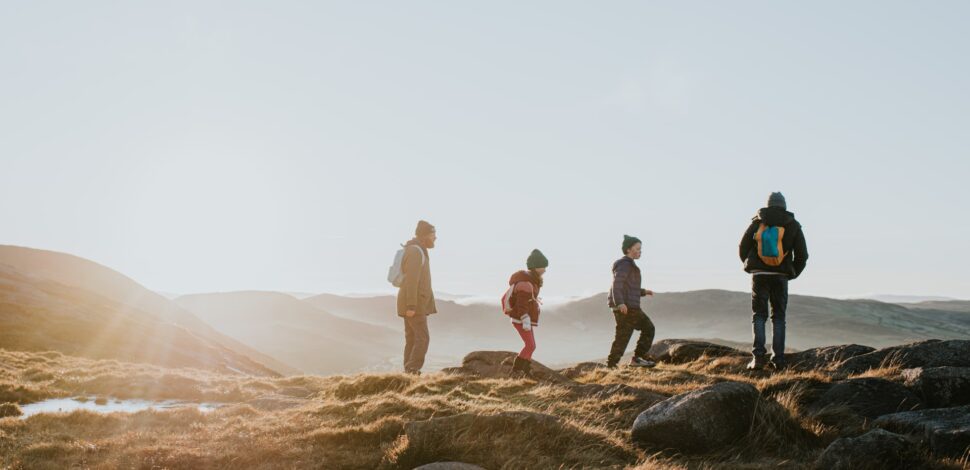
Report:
629,356,656,368
746,355,768,371
510,356,532,378
405,369,421,376
768,360,787,371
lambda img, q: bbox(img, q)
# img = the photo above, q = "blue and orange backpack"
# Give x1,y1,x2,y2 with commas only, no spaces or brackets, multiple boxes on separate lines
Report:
754,224,787,266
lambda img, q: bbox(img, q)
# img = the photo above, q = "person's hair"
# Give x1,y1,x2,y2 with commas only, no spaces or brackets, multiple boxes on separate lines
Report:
528,268,544,288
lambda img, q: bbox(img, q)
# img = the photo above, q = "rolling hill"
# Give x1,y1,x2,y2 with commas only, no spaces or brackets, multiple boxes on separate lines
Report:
0,245,289,376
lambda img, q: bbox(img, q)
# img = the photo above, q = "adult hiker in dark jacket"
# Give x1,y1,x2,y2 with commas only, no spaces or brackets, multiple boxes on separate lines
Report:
397,220,438,375
739,192,809,370
607,235,657,368
505,249,548,378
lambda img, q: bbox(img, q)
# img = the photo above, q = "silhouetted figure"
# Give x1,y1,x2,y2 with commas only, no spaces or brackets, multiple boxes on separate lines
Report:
503,249,548,378
739,192,809,370
607,235,657,369
397,220,437,375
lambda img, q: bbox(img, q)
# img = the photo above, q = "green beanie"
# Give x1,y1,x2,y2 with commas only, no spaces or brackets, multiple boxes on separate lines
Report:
622,235,642,254
526,249,549,269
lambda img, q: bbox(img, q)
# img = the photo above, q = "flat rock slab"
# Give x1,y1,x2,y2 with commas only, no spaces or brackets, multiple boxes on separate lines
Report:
874,405,970,458
808,378,922,419
902,366,970,408
837,340,970,374
453,351,574,384
632,381,760,453
815,428,925,470
648,339,745,364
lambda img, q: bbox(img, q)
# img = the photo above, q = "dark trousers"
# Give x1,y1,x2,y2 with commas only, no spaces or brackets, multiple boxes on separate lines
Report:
607,308,655,366
751,275,788,363
403,313,430,372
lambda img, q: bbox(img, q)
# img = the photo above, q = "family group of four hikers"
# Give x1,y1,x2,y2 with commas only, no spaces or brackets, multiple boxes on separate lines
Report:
392,192,809,377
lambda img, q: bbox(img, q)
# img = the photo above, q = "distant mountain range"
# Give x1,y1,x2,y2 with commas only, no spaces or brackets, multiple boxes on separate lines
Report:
176,291,401,375
3,244,970,375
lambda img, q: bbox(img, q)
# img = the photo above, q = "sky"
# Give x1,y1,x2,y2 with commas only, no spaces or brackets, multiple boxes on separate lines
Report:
1,1,968,300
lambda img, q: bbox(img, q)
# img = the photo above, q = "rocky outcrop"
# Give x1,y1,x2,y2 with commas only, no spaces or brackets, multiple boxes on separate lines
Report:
786,344,875,371
807,378,922,419
447,351,574,384
814,429,925,470
874,405,970,458
837,340,970,374
901,366,970,408
559,362,606,379
631,381,760,453
647,340,745,364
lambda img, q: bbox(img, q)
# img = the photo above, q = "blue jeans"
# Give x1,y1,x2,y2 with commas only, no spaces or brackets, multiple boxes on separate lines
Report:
751,275,788,364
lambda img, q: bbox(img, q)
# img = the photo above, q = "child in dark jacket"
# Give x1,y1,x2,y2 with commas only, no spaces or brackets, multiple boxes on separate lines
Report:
505,249,548,377
607,235,657,368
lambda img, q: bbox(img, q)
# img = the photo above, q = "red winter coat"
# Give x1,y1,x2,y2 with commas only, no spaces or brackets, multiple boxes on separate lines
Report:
506,270,542,326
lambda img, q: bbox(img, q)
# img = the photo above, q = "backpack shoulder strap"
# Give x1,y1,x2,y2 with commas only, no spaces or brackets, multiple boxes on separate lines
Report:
407,245,426,267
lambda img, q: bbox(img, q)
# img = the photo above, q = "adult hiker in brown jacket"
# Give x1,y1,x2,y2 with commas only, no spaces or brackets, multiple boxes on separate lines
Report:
397,220,438,375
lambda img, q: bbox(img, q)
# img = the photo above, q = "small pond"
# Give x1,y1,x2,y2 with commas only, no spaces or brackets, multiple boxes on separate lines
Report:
18,397,221,419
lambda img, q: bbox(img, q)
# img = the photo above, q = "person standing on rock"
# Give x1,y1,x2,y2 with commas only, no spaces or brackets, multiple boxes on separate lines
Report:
739,192,809,371
607,235,657,369
398,220,438,375
503,249,548,378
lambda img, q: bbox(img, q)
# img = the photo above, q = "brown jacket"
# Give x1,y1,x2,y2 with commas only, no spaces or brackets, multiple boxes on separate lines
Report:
397,241,437,316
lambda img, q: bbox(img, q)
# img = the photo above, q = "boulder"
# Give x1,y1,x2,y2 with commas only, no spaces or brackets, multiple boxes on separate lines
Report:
413,463,487,470
808,378,922,419
787,344,876,371
814,428,925,470
837,340,970,374
453,351,574,384
874,405,970,458
631,381,760,453
901,367,970,408
647,340,745,364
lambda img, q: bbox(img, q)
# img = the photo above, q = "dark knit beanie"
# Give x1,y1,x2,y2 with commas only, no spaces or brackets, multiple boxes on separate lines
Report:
622,235,642,254
526,249,549,270
415,220,436,237
767,192,787,210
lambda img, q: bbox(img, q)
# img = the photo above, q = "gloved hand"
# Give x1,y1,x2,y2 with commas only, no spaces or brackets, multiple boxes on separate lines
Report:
520,315,532,331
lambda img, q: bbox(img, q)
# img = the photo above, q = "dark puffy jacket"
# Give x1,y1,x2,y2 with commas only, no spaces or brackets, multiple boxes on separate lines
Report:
608,256,644,310
507,270,542,326
739,207,809,279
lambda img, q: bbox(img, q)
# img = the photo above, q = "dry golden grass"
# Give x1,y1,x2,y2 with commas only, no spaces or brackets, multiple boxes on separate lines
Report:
0,349,965,470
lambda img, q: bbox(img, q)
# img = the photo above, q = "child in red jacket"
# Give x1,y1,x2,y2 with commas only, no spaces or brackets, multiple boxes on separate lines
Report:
505,249,548,377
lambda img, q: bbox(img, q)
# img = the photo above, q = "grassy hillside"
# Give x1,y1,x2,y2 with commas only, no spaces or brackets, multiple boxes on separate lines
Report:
0,245,293,376
2,346,965,469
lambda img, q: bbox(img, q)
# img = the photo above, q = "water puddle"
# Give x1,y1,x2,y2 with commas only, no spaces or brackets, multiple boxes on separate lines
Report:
19,397,221,419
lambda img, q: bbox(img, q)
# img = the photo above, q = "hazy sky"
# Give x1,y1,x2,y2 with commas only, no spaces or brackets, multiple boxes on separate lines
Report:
2,2,968,300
